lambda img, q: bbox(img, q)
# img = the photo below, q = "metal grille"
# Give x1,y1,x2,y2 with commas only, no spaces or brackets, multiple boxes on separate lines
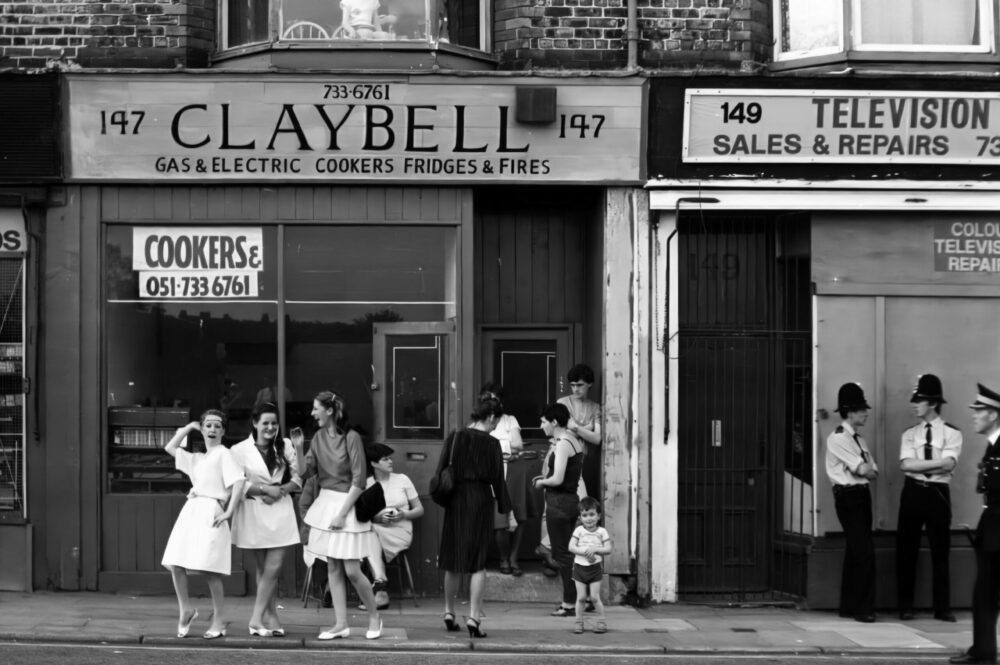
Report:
676,212,811,602
0,258,25,515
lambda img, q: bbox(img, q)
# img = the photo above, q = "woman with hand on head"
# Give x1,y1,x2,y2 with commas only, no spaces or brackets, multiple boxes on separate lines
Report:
230,402,302,637
161,409,245,639
438,395,511,638
362,442,424,609
295,391,383,640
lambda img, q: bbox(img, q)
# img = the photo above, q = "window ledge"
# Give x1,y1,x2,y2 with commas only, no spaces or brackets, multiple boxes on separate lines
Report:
212,40,498,72
771,49,1000,74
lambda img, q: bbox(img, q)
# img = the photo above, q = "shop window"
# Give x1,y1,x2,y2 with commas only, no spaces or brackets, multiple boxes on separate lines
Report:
104,224,456,493
0,259,25,516
775,0,994,62
221,0,485,50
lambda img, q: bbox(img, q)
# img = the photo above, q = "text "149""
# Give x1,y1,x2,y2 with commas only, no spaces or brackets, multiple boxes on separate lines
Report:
559,114,606,139
100,110,146,135
720,102,762,124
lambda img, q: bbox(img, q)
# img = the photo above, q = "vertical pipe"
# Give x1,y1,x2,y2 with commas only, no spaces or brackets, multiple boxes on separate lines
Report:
627,0,639,70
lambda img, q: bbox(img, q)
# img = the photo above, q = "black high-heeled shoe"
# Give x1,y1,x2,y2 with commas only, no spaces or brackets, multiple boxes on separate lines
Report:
443,612,460,632
466,617,487,638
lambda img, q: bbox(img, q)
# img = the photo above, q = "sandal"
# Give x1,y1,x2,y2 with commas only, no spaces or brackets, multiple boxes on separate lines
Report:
550,605,575,617
510,565,523,577
594,620,607,634
499,563,512,575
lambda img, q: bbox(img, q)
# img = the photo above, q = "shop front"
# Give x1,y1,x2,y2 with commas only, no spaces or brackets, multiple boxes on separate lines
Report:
57,73,645,593
646,78,1000,607
0,73,59,592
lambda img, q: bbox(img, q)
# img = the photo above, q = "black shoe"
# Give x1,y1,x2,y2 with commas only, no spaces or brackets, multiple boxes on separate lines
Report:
585,599,596,613
853,613,876,623
550,606,575,617
936,612,958,623
950,650,997,664
899,610,915,621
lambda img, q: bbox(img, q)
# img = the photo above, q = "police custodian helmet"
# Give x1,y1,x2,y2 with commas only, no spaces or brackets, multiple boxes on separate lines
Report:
970,383,1000,411
837,382,871,412
911,373,946,404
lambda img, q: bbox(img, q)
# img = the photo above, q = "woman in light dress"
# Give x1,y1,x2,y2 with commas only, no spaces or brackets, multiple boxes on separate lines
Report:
230,402,302,637
161,410,245,639
295,390,383,640
363,442,424,609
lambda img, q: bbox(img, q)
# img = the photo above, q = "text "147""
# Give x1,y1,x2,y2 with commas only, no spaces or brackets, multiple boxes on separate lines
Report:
559,114,606,139
100,110,146,135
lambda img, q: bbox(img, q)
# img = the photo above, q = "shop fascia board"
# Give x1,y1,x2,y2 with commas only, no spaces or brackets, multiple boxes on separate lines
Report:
648,179,1000,211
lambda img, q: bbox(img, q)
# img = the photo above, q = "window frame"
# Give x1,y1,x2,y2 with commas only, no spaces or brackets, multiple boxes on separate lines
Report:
773,0,997,63
216,0,492,55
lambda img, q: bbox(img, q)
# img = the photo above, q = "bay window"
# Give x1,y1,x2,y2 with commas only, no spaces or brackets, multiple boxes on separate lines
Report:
220,0,486,51
776,0,994,62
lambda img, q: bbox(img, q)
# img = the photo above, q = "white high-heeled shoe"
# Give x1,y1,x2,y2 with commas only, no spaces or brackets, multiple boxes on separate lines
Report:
365,618,383,640
249,625,273,637
176,609,198,638
318,627,350,640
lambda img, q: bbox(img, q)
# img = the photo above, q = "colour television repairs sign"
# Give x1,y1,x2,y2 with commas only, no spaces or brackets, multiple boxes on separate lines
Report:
66,75,643,183
684,89,1000,164
133,227,263,298
934,221,1000,273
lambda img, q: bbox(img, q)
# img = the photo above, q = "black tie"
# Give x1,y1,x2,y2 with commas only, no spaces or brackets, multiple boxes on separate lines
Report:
852,432,868,463
924,424,933,478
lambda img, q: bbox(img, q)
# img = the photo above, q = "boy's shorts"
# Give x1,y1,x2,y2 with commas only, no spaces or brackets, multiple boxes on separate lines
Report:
572,562,603,585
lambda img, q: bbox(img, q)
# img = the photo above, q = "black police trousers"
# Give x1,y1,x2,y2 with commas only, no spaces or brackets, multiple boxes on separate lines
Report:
895,477,951,614
834,484,876,617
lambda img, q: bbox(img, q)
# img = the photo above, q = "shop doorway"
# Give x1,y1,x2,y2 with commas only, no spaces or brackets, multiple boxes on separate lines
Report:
372,321,456,593
676,213,811,601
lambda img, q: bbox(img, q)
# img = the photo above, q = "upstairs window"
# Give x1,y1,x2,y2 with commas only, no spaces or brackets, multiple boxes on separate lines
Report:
776,0,994,61
220,0,485,51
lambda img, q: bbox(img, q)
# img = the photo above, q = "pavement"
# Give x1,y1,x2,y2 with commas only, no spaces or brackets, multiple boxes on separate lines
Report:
0,590,980,656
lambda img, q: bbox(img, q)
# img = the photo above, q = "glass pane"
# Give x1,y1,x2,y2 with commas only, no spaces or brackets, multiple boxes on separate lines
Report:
779,0,842,54
227,0,270,48
857,0,982,46
491,339,557,441
442,0,479,48
388,333,445,438
0,259,24,514
279,0,431,41
284,225,457,441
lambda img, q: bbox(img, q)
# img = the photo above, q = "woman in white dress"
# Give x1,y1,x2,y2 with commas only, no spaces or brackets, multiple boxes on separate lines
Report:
480,384,527,576
295,390,383,640
230,402,302,637
363,442,424,609
161,410,245,639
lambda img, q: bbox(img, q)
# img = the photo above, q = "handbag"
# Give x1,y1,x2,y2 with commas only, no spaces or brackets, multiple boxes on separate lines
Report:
354,481,386,523
429,434,457,507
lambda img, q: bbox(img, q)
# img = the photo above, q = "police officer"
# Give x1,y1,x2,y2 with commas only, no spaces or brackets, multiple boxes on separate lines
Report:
896,374,962,622
826,382,878,623
951,384,1000,664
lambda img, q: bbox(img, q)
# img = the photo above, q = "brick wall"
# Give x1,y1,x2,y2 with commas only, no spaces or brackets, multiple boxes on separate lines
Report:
0,0,216,70
495,0,772,71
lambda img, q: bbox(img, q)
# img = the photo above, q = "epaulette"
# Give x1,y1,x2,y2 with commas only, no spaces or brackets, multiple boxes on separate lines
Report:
945,422,960,431
834,425,844,433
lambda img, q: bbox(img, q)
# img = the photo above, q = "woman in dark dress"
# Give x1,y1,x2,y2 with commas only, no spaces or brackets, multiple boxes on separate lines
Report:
437,396,510,638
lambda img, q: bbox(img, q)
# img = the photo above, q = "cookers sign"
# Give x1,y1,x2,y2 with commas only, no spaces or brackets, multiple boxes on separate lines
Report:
0,210,26,255
132,227,263,299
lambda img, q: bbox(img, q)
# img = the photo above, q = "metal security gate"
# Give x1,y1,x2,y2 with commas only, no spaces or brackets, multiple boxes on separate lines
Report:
676,213,812,601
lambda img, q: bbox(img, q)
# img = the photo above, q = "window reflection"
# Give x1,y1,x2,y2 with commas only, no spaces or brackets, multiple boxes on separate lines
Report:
279,0,429,41
779,0,842,55
856,0,982,47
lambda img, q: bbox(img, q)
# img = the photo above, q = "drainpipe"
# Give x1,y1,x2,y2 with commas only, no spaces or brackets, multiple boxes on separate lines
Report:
626,0,638,70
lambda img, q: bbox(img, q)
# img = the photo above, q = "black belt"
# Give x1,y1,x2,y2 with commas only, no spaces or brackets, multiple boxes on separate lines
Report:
904,476,948,489
832,484,869,496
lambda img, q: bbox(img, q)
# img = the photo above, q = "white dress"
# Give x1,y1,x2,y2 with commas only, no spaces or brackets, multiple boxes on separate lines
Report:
161,446,244,574
368,473,417,561
230,437,302,549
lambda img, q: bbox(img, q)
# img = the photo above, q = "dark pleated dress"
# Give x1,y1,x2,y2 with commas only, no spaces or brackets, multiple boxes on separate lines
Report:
437,427,510,573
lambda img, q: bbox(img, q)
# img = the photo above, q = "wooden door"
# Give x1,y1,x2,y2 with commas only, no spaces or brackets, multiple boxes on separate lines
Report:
372,321,456,594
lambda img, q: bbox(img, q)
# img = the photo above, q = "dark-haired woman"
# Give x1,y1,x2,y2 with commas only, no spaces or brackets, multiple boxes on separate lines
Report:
297,391,383,640
533,402,585,617
437,397,510,638
231,403,301,637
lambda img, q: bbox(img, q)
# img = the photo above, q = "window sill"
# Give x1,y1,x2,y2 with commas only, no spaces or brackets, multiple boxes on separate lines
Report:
771,49,1000,74
211,40,498,72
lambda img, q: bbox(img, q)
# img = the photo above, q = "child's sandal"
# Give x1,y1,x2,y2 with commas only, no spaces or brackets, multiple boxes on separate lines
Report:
594,620,607,634
573,620,585,634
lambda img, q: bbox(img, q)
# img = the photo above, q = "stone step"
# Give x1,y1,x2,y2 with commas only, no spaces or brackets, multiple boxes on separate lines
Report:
482,562,609,603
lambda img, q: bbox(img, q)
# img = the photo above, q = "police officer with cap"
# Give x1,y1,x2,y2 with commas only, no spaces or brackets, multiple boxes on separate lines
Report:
896,374,962,622
951,383,1000,664
826,382,879,623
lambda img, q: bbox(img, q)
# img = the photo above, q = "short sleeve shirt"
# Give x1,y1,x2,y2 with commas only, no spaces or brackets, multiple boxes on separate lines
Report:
571,525,610,566
175,445,244,501
899,417,962,484
825,422,877,486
